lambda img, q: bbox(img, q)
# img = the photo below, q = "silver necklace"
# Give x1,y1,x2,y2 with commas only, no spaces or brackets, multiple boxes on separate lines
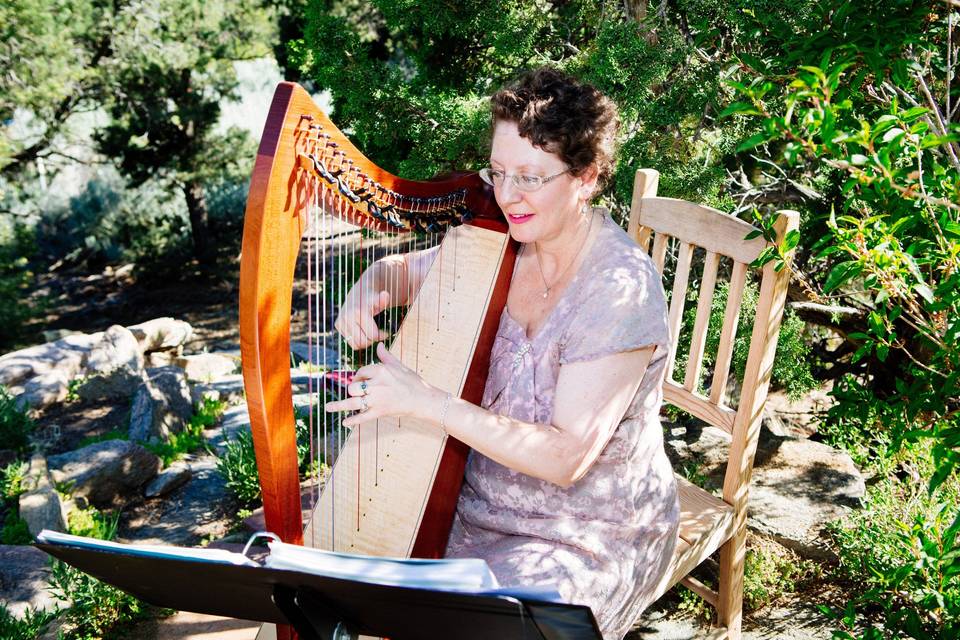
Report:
533,210,595,299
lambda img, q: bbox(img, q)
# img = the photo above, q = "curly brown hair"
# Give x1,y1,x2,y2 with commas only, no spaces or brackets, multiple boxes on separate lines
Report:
490,67,620,191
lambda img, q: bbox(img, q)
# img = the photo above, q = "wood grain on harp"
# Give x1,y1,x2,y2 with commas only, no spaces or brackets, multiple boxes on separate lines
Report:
240,81,514,578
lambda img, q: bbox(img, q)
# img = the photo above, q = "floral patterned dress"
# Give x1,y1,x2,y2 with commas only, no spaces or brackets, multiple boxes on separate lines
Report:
444,213,680,640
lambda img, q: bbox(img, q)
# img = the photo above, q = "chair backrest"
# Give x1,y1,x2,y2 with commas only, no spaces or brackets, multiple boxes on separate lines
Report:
627,169,798,514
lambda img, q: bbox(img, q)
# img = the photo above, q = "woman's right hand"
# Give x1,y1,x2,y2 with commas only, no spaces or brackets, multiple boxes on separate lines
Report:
335,289,393,350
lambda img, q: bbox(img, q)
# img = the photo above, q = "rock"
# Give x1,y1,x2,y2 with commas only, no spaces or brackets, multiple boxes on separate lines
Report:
144,464,193,498
192,374,245,405
146,351,178,368
190,370,327,406
748,436,865,559
0,333,99,388
663,421,865,561
48,440,161,509
78,325,144,401
290,341,340,368
18,455,66,537
127,317,193,353
0,545,58,619
116,456,234,546
128,366,194,444
15,368,72,410
763,383,835,439
175,352,238,382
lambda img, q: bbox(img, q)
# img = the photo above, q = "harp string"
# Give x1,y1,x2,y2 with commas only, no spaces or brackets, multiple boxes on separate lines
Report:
294,115,467,555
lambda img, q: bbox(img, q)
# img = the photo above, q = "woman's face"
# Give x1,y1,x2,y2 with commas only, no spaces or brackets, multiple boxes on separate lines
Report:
488,120,595,245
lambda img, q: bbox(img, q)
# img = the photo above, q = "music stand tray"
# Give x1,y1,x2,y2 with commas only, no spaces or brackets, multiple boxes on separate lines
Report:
36,537,602,640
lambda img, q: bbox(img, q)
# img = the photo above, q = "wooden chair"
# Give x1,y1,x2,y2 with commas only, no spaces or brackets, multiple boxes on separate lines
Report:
626,169,799,639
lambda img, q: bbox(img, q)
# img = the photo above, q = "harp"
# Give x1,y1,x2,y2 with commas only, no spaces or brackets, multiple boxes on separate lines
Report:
239,83,515,636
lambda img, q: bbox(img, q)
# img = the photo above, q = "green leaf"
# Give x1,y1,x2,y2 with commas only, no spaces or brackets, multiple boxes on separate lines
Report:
824,260,863,293
876,343,889,362
782,229,800,252
744,229,763,240
921,133,960,149
736,132,772,152
914,283,935,305
901,106,930,121
718,102,761,119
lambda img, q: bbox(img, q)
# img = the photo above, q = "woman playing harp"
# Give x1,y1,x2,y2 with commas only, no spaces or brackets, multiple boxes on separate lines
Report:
326,67,680,640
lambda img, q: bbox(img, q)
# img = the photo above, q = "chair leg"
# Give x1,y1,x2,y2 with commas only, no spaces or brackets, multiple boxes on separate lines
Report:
717,525,746,640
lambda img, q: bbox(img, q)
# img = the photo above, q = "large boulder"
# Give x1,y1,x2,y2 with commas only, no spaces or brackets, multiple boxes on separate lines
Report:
48,440,160,508
0,333,99,387
664,422,865,560
78,325,144,401
175,352,238,382
128,367,194,444
18,454,66,537
127,317,193,354
14,368,72,410
748,435,865,559
144,463,193,499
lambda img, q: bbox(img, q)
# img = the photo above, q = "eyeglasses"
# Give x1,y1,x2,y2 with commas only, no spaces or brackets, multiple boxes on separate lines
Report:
478,167,569,192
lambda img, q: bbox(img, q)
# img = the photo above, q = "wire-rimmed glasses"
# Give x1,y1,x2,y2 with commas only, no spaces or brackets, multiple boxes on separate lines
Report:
478,167,570,192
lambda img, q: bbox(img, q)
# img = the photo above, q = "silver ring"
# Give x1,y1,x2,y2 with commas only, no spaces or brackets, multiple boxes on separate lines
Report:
360,397,369,412
360,380,368,395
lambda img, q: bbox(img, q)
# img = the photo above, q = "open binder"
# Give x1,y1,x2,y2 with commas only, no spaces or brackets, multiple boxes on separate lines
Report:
35,530,602,640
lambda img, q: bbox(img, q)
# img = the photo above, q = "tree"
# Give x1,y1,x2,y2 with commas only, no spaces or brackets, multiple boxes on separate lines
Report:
0,0,112,177
94,0,274,262
1,0,274,262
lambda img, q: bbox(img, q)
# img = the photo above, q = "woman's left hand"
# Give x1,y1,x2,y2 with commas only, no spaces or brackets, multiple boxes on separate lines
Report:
325,343,442,427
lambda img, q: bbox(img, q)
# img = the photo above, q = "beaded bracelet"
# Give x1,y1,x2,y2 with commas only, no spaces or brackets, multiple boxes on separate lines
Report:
439,392,453,432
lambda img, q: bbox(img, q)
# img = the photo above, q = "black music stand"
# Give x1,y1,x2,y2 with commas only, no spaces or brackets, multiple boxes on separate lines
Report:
36,539,603,640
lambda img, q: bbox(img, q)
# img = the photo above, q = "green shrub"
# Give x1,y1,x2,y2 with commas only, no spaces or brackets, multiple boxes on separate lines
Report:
0,602,57,640
47,500,153,639
216,428,262,506
825,446,960,639
0,385,35,457
0,221,39,349
1,460,28,499
48,559,151,640
144,396,226,467
216,399,330,506
1,510,32,545
67,506,119,541
742,541,820,611
673,280,817,402
0,461,31,544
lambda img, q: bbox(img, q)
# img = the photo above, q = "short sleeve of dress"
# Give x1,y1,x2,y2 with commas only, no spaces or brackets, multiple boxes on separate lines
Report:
559,238,670,365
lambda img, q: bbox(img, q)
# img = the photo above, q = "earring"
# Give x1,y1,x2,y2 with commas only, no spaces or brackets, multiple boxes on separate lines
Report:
580,204,592,216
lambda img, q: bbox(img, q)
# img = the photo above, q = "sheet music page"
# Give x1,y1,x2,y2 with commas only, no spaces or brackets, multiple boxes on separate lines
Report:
36,530,258,567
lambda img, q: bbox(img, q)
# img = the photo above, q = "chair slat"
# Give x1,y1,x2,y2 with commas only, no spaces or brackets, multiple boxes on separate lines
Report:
684,251,720,392
709,261,748,406
651,232,669,275
665,241,694,381
636,197,768,264
628,169,659,251
664,381,736,434
681,576,719,608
